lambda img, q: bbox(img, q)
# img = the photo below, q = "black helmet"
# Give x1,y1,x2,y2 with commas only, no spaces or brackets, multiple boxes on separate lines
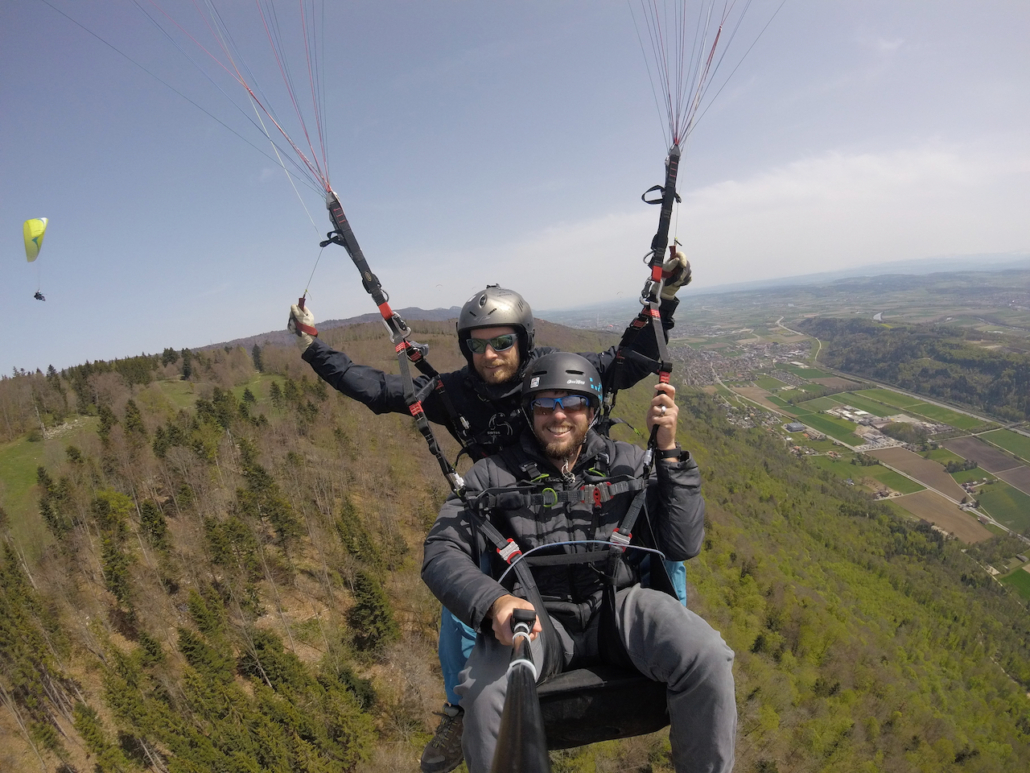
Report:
521,352,603,411
457,285,535,367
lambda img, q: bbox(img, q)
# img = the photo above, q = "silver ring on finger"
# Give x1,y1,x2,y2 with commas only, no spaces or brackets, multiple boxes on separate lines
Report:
659,405,667,415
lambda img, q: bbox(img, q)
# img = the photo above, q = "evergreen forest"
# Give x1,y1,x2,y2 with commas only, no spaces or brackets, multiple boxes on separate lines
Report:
1,319,1029,773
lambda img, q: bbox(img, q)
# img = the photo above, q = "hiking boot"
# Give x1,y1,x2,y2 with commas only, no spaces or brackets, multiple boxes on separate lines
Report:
420,703,464,773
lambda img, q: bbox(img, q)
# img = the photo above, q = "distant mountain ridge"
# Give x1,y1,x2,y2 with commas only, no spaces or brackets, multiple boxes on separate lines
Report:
200,306,462,352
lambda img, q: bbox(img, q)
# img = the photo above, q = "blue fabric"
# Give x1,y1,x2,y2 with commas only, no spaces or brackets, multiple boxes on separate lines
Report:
439,607,477,705
665,559,687,606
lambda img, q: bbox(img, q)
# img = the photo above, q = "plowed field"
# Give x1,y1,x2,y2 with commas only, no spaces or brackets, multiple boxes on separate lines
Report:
733,387,781,412
997,466,1030,496
868,447,966,501
943,437,1022,473
893,490,992,543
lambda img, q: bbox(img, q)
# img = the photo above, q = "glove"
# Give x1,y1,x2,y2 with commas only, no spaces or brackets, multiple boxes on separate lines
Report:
288,303,318,348
660,250,692,300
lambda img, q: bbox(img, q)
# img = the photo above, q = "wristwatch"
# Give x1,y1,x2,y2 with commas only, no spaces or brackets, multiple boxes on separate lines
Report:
657,444,682,460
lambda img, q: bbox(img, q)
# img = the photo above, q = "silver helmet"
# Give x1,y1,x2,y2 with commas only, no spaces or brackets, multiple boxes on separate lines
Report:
457,285,535,367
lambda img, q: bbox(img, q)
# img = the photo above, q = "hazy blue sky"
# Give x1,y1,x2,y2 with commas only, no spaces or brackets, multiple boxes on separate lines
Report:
3,1,1028,374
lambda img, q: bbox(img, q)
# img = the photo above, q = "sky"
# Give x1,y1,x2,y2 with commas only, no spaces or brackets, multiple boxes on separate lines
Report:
2,0,1028,374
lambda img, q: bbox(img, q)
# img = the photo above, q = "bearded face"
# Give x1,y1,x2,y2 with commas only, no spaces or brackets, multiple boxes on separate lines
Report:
530,390,593,462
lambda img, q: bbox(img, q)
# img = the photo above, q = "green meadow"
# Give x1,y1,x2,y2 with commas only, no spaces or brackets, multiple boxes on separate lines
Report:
977,481,1030,532
854,388,922,409
827,393,895,417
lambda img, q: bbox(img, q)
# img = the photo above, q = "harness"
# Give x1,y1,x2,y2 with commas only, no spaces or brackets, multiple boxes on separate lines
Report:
464,446,676,677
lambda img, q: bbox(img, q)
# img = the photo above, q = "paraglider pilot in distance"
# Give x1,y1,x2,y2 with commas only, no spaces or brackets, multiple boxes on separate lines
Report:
421,352,736,773
288,265,690,773
34,291,46,301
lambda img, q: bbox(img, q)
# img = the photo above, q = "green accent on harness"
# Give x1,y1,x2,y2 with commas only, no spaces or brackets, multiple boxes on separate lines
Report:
541,488,558,507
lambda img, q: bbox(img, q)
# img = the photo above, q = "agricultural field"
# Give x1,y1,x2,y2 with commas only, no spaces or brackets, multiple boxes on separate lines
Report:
981,428,1030,463
951,468,995,485
784,437,842,454
944,437,1023,473
798,413,861,444
996,466,1030,498
854,388,923,409
782,365,832,378
808,455,862,481
902,402,995,432
867,447,967,501
732,387,781,412
1001,567,1030,601
797,396,843,411
892,490,992,543
866,468,924,495
976,481,1030,532
809,377,863,390
827,393,895,417
923,447,966,465
755,375,787,390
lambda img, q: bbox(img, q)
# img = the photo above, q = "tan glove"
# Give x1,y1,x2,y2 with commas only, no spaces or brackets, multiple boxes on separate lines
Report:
288,303,318,348
660,250,692,300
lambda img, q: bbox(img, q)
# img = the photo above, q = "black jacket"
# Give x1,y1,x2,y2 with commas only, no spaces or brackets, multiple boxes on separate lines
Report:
301,301,676,458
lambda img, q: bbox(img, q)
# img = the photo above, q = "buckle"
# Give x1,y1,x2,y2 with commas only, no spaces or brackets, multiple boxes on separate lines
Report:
541,488,558,508
609,530,631,552
497,539,522,564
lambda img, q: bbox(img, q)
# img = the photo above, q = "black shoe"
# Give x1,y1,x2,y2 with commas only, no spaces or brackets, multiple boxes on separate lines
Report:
420,703,464,773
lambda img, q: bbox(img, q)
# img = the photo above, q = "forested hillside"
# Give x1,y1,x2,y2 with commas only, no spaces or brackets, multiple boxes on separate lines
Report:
796,317,1030,421
2,320,1029,773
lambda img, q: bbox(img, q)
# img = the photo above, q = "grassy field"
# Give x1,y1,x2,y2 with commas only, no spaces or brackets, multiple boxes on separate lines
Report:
827,393,895,417
1001,568,1030,601
903,402,995,431
788,438,843,454
755,375,787,390
924,447,966,465
798,413,860,444
980,429,1030,463
150,378,199,410
0,436,48,548
798,396,843,411
976,481,1030,532
776,403,813,419
782,365,832,378
854,388,922,409
864,466,925,494
951,468,995,485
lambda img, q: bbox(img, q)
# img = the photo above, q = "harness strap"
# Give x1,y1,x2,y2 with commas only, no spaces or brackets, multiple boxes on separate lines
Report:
466,477,646,512
323,189,484,491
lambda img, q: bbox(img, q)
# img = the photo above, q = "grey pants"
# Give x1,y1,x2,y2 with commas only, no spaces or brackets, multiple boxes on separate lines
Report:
455,585,737,772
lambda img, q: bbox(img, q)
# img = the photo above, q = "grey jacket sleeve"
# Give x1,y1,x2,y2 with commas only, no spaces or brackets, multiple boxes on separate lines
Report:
421,465,510,632
648,451,705,562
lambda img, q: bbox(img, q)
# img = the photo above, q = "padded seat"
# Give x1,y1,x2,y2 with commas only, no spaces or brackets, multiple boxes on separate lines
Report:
537,665,669,749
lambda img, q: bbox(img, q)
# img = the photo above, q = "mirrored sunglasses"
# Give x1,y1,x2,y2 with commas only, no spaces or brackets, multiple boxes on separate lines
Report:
467,334,517,354
530,395,591,415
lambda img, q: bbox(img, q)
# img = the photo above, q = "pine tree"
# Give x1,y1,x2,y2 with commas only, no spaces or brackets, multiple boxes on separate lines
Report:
347,571,399,654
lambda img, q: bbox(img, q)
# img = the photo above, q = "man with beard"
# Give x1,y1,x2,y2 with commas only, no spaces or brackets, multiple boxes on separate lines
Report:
289,275,691,773
422,352,736,773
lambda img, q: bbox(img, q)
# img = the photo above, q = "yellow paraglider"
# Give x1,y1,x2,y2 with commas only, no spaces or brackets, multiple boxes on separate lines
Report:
24,218,47,261
24,218,48,300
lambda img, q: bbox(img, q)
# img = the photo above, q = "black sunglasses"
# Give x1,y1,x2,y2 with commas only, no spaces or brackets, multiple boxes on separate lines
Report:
467,334,517,354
